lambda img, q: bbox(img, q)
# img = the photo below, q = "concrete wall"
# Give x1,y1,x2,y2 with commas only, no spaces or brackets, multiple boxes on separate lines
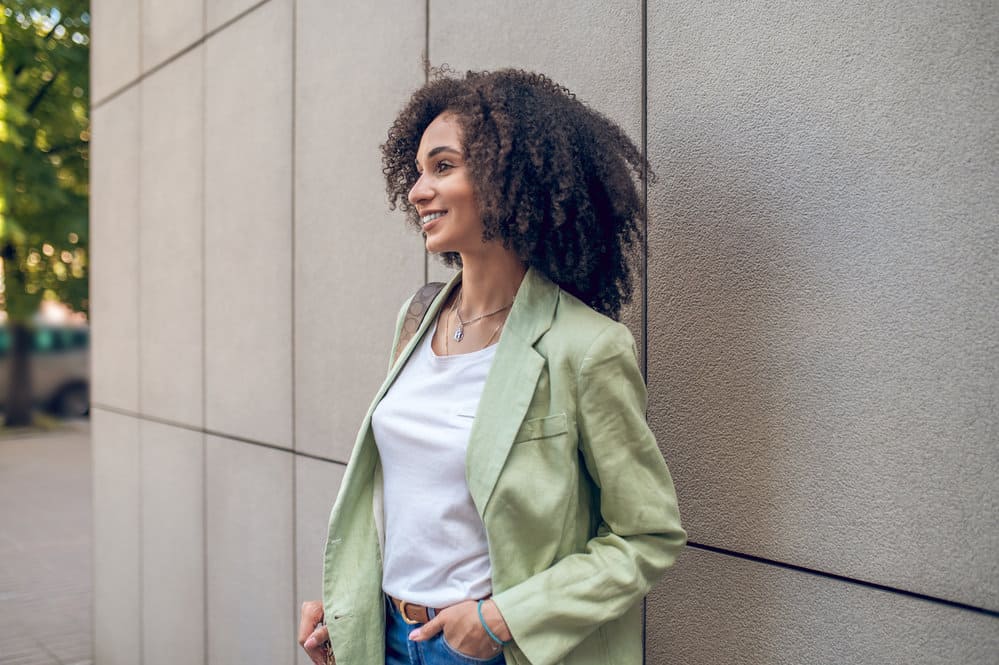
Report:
89,1,998,663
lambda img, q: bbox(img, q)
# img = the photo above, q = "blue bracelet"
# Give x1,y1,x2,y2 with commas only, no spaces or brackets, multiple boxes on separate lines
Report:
477,599,511,646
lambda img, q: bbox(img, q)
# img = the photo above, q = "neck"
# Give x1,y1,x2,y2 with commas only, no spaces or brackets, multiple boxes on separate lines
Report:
457,245,527,315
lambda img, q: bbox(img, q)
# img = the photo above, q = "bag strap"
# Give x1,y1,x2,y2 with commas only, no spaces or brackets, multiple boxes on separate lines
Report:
393,281,446,364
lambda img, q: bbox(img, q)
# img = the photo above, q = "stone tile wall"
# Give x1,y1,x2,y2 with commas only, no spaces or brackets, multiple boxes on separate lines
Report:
89,1,998,662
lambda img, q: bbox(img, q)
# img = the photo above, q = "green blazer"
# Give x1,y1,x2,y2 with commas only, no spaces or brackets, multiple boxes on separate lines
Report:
322,267,685,665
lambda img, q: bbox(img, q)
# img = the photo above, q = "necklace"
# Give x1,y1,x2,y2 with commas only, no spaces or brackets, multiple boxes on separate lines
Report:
453,288,513,342
482,317,506,347
443,293,509,356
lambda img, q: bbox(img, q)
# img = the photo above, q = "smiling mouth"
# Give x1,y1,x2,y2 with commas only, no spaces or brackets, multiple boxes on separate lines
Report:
420,211,446,225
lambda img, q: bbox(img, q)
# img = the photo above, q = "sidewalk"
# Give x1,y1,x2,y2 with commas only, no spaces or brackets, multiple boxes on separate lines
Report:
0,420,92,665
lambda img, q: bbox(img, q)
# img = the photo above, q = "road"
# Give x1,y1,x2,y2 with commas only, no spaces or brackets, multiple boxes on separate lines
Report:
0,420,92,665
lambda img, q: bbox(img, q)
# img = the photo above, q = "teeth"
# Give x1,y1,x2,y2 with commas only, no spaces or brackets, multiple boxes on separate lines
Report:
420,211,446,225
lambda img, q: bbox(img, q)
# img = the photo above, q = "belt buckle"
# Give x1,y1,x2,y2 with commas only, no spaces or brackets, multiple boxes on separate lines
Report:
398,600,421,625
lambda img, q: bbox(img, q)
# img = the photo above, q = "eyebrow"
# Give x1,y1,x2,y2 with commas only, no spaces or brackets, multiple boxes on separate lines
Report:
415,145,461,167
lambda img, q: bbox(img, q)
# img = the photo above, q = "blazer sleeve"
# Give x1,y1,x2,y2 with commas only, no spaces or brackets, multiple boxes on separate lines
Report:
491,322,687,665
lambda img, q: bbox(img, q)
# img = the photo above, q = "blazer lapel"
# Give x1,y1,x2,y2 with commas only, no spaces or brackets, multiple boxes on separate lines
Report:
337,271,460,505
466,267,559,516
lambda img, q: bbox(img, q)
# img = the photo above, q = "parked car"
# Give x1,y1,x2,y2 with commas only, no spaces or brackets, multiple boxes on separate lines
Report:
0,324,90,417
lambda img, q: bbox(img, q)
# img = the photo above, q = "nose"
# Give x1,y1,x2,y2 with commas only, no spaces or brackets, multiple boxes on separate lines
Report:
408,172,433,207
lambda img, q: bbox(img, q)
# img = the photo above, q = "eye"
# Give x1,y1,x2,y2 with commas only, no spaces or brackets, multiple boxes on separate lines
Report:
434,161,454,173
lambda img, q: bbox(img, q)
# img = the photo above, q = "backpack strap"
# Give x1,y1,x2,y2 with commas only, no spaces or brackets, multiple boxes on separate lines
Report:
393,281,446,364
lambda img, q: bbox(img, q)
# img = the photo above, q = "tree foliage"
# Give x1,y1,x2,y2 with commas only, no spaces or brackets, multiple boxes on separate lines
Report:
0,0,89,323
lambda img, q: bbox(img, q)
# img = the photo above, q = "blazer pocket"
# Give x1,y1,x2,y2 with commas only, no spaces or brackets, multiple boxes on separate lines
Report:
513,413,568,444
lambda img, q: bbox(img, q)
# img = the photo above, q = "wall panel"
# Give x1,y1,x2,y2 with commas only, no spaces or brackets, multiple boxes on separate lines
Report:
204,0,294,448
139,46,205,427
294,0,425,460
141,420,205,665
646,0,999,610
141,0,203,71
92,409,141,665
205,0,259,32
90,87,140,412
205,436,294,665
646,548,999,665
90,0,141,101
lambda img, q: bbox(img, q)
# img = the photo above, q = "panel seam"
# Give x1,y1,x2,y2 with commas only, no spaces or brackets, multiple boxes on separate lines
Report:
135,21,145,658
199,0,209,658
90,405,352,466
92,0,276,110
687,541,999,618
423,0,431,285
640,1,649,662
290,0,300,659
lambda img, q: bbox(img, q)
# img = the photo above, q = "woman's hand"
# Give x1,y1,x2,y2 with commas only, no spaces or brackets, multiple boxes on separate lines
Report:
298,600,333,665
409,599,511,659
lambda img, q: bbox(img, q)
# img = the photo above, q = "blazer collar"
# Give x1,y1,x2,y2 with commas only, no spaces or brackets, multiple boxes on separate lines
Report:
464,267,559,515
390,265,559,374
499,266,559,346
379,266,560,516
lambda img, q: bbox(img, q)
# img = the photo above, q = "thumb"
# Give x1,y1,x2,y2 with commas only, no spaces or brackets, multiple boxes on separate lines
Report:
409,614,443,641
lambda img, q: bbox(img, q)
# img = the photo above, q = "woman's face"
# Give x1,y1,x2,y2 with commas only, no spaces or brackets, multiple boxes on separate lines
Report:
408,113,485,256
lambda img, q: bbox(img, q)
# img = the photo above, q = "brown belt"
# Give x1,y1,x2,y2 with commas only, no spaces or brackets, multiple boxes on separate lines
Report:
387,594,440,625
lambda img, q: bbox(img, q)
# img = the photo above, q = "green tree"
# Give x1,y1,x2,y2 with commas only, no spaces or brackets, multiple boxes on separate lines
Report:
0,1,89,426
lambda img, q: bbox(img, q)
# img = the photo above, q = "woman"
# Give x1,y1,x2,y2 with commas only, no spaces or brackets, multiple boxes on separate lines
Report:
299,69,685,665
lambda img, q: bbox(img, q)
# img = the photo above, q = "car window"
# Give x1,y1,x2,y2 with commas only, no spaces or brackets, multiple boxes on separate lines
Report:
0,326,89,355
34,328,58,353
71,329,88,349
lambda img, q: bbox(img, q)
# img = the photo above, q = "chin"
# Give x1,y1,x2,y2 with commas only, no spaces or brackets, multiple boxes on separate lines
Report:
424,237,456,255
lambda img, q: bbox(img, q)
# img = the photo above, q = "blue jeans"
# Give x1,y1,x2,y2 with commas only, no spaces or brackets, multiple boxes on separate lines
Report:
385,596,506,665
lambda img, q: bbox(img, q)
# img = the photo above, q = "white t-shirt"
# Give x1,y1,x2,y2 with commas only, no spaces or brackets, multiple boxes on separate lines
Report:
371,325,497,607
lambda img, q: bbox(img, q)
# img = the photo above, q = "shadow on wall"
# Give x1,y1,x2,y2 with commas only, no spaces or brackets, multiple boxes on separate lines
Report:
648,124,820,662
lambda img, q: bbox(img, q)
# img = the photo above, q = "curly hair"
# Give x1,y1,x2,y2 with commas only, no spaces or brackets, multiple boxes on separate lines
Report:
381,68,650,319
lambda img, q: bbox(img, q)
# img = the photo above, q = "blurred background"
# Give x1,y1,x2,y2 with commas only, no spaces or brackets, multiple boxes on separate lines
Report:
3,2,999,665
1,1,90,429
0,4,93,665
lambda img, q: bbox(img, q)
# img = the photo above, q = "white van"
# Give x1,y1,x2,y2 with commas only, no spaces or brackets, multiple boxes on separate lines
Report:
0,325,90,417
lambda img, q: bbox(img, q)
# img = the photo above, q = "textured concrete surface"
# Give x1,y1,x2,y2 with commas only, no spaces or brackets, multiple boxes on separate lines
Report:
646,548,999,665
0,422,92,665
646,0,999,610
205,435,294,665
90,0,140,103
140,421,205,665
204,0,294,449
141,0,203,72
89,88,140,414
294,0,425,461
429,0,643,145
205,0,262,32
294,456,346,665
139,46,205,428
91,410,140,665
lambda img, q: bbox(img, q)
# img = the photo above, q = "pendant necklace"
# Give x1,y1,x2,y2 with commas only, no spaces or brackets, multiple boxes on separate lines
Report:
452,288,513,342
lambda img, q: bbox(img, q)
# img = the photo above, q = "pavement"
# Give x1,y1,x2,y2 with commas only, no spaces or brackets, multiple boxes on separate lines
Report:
0,420,92,665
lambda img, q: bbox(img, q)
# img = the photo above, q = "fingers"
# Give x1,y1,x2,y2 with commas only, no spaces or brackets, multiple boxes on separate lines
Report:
408,613,444,641
301,624,330,665
303,624,328,650
298,600,324,645
298,600,331,664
